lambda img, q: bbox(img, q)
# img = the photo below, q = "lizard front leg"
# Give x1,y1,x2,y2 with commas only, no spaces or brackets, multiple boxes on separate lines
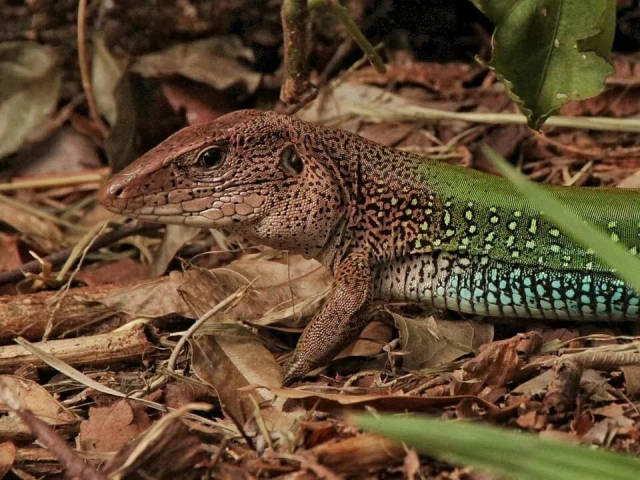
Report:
284,250,373,384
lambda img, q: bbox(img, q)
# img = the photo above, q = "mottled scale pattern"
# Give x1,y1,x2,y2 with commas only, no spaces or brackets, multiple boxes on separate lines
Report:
375,253,640,320
102,109,640,329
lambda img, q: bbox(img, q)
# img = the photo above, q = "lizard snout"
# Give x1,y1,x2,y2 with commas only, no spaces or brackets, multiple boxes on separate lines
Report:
99,171,140,213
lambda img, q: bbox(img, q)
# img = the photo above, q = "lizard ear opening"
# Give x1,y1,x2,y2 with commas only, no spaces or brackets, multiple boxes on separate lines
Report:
280,145,304,176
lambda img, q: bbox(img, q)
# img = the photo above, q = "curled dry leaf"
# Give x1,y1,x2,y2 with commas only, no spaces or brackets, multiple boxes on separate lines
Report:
190,324,282,427
101,252,330,329
0,375,76,428
132,37,262,94
0,41,61,159
392,312,493,370
257,386,497,414
91,32,138,171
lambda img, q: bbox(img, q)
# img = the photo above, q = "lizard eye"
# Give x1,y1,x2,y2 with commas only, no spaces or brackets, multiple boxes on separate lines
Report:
280,145,304,176
196,147,225,169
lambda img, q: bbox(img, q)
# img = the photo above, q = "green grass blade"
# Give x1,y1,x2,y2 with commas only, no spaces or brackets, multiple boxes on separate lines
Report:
355,414,640,480
483,145,640,295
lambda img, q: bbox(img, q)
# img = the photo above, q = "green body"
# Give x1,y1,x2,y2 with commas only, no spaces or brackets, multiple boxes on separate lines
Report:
379,159,640,319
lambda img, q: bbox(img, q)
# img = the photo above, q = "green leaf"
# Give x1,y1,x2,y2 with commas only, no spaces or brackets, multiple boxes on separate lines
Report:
483,146,640,295
469,0,516,24
356,414,640,480
488,0,615,128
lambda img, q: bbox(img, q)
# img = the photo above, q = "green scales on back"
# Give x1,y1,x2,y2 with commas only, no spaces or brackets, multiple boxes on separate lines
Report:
379,156,640,320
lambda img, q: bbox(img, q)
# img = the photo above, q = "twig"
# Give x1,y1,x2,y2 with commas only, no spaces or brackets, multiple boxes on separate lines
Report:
279,0,316,107
77,0,109,138
0,223,159,286
0,170,107,192
351,101,640,133
167,285,250,372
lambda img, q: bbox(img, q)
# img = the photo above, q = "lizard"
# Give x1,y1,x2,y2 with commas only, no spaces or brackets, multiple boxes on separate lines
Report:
99,109,640,383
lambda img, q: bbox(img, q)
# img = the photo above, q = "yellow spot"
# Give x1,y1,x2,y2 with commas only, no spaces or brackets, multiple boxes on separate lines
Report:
425,208,433,215
465,210,473,221
508,221,517,231
378,211,385,218
433,239,442,246
391,198,398,206
405,209,413,215
485,232,495,242
512,251,520,258
526,240,535,249
444,211,451,226
420,221,429,231
489,207,497,213
506,236,515,247
550,244,560,253
490,215,499,224
462,237,470,245
549,228,560,237
528,218,537,234
446,229,455,237
608,221,617,229
468,225,477,234
631,246,638,255
611,232,620,242
514,211,522,217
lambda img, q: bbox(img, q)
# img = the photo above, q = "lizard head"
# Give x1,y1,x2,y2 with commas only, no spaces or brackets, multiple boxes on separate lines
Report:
99,109,349,256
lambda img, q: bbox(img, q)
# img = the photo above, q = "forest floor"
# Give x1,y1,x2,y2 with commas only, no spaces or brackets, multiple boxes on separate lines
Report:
2,1,640,478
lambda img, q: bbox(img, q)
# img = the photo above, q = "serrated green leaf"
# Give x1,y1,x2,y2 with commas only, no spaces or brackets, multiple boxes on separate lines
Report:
356,414,640,480
489,0,615,128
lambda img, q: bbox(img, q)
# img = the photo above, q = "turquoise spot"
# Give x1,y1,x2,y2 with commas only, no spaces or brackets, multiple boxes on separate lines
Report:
540,300,552,310
499,280,507,289
523,277,532,287
500,293,511,305
566,289,575,298
552,290,562,300
512,293,523,305
554,299,566,309
487,292,497,304
580,294,591,304
536,285,546,296
460,289,471,300
551,280,561,289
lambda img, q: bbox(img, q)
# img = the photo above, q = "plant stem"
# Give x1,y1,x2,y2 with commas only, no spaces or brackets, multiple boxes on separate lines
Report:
351,102,640,133
309,0,385,73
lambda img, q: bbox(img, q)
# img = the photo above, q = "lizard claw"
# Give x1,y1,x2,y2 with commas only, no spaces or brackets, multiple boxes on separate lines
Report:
283,356,314,386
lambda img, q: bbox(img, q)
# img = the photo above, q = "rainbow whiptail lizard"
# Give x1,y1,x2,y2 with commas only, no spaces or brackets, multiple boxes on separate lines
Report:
99,110,640,383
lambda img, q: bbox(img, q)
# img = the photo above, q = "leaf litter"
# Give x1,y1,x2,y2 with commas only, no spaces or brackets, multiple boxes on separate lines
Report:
2,4,640,478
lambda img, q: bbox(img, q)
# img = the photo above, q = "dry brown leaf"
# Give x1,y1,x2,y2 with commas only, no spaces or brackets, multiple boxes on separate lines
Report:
512,369,554,396
78,399,151,452
0,233,22,273
393,313,493,370
0,375,76,426
132,37,261,94
190,324,282,427
0,41,61,159
150,225,200,277
101,252,330,328
258,386,496,413
0,201,63,252
463,333,542,387
0,441,15,479
75,258,150,286
621,365,640,397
